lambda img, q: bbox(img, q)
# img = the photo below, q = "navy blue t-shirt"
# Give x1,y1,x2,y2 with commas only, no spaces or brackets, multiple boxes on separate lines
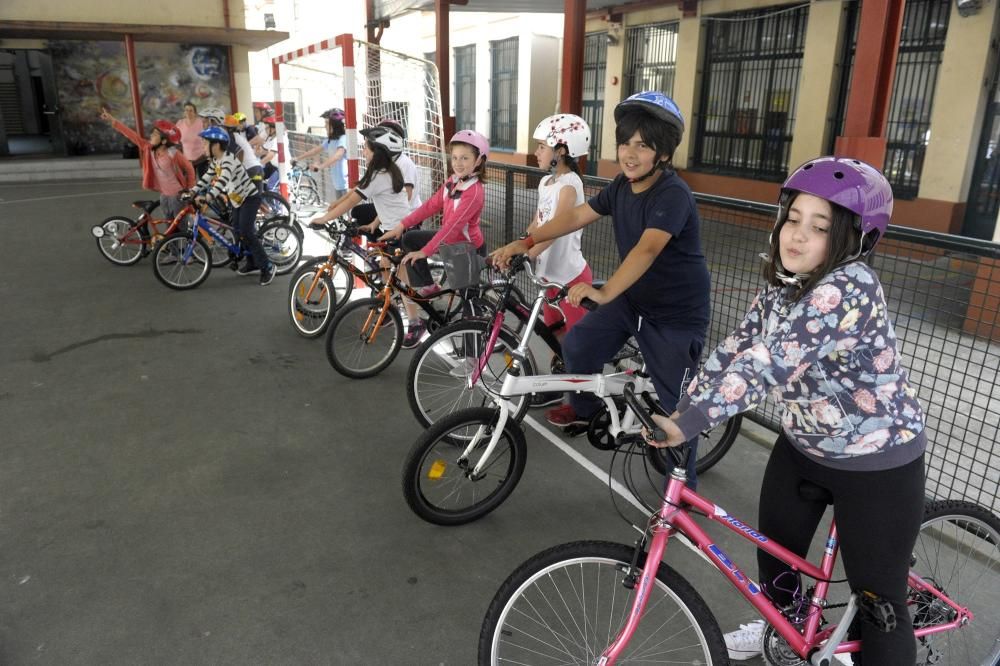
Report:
588,171,711,332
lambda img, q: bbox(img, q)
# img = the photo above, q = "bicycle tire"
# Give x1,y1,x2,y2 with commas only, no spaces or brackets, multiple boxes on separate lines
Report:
151,232,212,290
406,318,536,429
478,540,728,665
325,296,403,378
646,414,743,476
294,185,321,208
95,216,145,266
402,406,527,525
258,218,303,275
288,258,339,338
911,499,1000,666
256,190,291,220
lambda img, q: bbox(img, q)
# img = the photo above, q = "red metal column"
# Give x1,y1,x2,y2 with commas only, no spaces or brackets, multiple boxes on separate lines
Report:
561,0,586,116
436,0,455,141
833,0,906,168
124,34,144,137
227,46,239,112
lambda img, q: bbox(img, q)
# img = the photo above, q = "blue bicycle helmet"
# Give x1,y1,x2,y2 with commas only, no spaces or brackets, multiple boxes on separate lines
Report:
199,126,230,145
614,91,685,138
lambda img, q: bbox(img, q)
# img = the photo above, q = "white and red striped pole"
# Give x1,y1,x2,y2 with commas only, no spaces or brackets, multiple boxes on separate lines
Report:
335,33,360,189
270,60,289,201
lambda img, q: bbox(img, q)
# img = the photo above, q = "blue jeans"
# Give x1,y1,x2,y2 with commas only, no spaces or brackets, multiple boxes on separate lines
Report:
561,295,705,484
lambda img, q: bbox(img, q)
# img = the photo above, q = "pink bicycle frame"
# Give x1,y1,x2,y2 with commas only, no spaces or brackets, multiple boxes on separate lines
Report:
598,471,974,665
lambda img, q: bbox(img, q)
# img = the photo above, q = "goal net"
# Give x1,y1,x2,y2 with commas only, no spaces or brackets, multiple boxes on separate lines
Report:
271,34,447,209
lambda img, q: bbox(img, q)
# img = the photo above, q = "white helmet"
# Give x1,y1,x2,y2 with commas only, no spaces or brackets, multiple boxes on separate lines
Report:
361,126,404,156
532,114,591,158
199,107,226,124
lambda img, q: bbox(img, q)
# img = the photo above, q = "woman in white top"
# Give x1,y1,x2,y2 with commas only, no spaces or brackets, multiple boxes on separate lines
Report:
523,114,595,406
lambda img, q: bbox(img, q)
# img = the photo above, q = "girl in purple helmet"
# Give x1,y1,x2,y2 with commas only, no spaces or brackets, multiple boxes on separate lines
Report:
648,157,926,664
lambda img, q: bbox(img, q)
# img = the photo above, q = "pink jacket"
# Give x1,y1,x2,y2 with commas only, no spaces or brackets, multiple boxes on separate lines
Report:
111,119,195,194
401,176,485,256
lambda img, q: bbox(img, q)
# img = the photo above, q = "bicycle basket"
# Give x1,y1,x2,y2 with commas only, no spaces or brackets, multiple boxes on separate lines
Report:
437,242,485,290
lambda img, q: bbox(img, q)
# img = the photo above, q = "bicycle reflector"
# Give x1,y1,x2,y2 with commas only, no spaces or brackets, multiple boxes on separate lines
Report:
91,225,106,238
428,460,447,480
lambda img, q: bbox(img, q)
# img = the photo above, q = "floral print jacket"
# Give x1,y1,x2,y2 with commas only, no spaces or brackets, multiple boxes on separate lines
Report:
673,261,926,471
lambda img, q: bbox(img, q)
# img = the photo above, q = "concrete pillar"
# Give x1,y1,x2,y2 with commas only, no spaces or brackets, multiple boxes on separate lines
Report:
919,0,1000,204
599,27,625,164
672,15,704,170
231,45,253,113
787,0,848,170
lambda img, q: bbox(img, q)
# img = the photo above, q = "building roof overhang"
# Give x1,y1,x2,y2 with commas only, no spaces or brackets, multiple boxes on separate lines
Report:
0,20,288,50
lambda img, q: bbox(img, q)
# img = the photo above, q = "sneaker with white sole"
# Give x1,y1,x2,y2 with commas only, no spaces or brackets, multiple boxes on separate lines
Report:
723,619,765,661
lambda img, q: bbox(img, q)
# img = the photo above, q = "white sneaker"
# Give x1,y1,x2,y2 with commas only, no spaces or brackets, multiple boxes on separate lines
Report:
724,619,765,661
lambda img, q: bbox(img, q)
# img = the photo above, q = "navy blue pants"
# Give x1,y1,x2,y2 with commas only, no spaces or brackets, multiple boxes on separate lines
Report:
236,194,268,270
561,295,705,483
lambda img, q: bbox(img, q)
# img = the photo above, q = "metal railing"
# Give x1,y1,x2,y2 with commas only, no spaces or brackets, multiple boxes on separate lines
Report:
483,163,1000,513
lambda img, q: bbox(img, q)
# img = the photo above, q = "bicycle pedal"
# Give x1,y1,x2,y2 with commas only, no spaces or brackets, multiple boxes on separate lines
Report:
562,423,588,437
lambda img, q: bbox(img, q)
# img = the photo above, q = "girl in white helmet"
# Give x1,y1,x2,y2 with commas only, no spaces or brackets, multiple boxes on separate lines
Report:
525,114,594,407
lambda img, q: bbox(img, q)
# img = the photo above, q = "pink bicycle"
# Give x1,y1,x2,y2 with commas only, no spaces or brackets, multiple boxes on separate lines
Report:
479,385,1000,665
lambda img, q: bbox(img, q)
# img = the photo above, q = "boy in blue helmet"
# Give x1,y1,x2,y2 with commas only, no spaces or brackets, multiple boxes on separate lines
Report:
493,91,711,484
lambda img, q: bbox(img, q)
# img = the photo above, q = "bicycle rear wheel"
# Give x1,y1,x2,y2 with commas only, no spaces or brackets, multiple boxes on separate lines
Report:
94,216,145,266
325,296,403,378
259,218,302,274
478,540,727,665
911,500,1000,666
401,407,526,525
151,232,212,290
406,318,536,429
288,257,352,338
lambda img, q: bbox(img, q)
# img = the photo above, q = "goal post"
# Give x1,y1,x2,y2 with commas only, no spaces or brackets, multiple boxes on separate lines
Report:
271,33,448,207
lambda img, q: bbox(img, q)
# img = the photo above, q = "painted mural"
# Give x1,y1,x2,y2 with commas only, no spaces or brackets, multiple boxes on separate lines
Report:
49,41,231,155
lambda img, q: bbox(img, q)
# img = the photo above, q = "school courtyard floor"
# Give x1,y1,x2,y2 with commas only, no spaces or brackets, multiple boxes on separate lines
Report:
2,176,806,664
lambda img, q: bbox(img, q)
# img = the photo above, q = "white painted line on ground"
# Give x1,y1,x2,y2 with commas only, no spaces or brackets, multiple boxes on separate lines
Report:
522,413,709,563
0,189,141,205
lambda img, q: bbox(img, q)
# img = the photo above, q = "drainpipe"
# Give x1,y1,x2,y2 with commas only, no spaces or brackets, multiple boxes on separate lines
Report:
124,34,144,137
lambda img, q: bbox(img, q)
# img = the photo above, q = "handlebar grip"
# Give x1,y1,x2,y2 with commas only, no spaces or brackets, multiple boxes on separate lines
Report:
580,297,599,312
622,383,666,441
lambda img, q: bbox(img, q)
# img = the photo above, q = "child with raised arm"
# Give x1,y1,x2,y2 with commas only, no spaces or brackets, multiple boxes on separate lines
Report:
493,92,710,484
101,108,195,220
379,130,489,349
524,113,594,407
648,157,925,665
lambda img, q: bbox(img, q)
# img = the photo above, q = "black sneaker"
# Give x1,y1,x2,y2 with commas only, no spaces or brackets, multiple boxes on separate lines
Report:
401,323,426,349
260,263,277,286
530,392,564,408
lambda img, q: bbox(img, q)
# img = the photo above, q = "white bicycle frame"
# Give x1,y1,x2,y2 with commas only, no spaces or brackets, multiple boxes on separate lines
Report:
460,261,656,479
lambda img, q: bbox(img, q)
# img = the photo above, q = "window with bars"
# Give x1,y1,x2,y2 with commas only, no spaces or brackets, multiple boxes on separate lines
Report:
693,5,809,181
623,21,679,97
582,33,607,172
828,0,950,199
490,37,518,151
454,45,476,132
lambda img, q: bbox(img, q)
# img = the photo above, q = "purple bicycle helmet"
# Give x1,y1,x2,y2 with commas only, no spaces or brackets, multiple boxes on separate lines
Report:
450,130,489,159
781,156,893,255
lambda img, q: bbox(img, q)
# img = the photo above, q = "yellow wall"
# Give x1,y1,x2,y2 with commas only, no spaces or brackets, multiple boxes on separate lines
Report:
920,0,1000,202
1,0,244,29
672,16,704,170
787,0,848,170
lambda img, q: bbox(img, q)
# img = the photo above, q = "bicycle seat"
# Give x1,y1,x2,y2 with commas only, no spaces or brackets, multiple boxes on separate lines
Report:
798,481,834,505
132,200,159,213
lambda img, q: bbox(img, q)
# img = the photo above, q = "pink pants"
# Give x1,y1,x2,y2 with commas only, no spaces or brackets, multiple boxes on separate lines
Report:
542,264,593,334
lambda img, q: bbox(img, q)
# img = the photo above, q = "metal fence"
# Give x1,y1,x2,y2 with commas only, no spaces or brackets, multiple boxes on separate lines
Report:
483,162,1000,513
692,5,808,182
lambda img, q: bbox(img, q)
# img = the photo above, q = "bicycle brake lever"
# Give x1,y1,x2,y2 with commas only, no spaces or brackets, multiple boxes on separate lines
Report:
622,383,666,441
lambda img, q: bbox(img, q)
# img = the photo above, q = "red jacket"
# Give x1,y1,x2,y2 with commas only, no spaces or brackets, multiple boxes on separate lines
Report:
111,119,195,193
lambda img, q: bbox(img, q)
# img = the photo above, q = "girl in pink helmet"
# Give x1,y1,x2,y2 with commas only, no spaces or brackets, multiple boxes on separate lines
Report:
100,108,195,220
648,157,925,665
380,129,490,348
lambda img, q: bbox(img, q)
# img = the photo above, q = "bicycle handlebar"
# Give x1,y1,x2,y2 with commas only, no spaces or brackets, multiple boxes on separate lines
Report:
497,254,598,311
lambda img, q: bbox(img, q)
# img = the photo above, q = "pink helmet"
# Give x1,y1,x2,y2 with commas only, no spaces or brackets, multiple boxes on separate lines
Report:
450,130,489,159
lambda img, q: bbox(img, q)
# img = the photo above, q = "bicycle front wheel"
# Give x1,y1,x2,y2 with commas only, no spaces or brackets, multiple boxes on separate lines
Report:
95,216,144,266
152,233,212,290
325,297,403,378
287,257,351,338
406,318,536,429
912,500,1000,666
402,407,526,525
479,540,728,665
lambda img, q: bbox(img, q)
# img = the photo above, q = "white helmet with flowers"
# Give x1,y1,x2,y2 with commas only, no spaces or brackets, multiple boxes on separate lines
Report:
532,114,591,159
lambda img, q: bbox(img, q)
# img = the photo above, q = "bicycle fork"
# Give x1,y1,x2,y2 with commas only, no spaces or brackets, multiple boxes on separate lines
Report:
463,405,512,480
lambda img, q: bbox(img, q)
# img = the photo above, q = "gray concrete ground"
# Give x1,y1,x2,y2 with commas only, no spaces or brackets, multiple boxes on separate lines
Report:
1,179,808,664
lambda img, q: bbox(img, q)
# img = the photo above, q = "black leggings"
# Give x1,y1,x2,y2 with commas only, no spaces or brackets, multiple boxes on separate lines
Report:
758,434,924,665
